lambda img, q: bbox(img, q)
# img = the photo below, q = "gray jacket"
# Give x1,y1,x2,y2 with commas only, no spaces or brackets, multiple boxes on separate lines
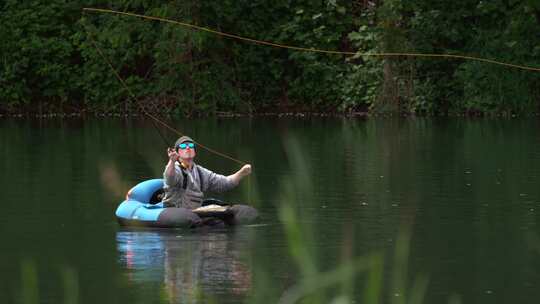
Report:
162,162,237,209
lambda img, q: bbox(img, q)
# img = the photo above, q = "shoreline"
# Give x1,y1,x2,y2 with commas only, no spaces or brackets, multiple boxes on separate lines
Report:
1,109,539,119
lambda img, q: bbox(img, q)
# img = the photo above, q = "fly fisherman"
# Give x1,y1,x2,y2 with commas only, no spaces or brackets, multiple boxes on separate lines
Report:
162,136,257,225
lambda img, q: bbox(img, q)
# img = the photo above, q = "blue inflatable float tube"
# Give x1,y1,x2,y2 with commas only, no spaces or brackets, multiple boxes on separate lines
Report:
115,179,202,228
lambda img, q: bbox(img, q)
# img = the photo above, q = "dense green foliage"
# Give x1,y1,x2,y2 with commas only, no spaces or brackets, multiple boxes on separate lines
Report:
1,0,539,116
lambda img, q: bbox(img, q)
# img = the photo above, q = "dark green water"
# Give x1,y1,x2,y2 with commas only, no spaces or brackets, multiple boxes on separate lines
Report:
1,118,540,304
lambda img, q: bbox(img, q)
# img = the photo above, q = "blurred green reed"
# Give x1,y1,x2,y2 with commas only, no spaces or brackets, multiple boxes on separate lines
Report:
274,136,432,304
17,260,167,304
20,259,38,304
62,266,79,304
18,260,79,304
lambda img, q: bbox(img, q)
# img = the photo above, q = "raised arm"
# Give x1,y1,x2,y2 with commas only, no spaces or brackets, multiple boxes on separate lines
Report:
198,164,252,193
164,147,181,186
227,164,252,185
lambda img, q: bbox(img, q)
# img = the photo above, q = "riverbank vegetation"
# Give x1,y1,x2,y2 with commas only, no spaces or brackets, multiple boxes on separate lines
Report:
1,1,539,116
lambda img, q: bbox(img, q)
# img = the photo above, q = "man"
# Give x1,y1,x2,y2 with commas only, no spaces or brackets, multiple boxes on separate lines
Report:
162,135,256,225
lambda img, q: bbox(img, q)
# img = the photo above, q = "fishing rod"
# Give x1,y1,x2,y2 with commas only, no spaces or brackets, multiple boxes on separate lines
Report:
82,19,248,166
84,27,170,149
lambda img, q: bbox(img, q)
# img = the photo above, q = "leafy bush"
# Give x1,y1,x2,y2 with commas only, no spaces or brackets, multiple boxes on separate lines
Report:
0,0,538,115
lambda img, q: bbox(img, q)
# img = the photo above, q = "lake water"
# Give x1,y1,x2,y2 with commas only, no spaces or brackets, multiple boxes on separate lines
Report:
1,117,540,304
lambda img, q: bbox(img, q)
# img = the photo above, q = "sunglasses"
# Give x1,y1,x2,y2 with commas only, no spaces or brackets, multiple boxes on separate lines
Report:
177,142,195,150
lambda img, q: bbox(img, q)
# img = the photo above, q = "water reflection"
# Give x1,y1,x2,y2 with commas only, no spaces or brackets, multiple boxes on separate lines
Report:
117,228,254,302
